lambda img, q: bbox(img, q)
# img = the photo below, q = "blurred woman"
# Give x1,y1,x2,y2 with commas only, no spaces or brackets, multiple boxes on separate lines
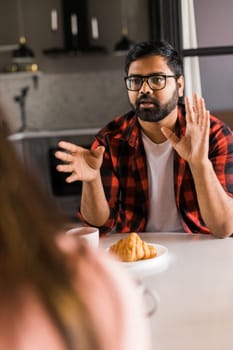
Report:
0,108,151,350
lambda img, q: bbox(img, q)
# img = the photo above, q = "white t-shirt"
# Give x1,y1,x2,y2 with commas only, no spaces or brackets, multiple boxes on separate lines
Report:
141,132,184,232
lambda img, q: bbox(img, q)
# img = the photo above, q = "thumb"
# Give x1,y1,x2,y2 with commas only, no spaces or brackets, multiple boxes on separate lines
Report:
161,126,179,147
91,145,105,158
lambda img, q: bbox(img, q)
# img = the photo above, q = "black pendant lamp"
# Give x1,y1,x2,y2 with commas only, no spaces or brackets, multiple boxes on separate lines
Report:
12,36,35,61
11,0,38,72
114,0,134,55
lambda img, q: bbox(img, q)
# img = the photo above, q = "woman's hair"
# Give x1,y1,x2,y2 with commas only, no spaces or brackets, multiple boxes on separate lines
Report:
124,40,183,77
0,107,99,349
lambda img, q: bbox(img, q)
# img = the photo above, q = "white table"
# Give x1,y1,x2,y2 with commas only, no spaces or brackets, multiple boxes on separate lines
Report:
100,232,233,350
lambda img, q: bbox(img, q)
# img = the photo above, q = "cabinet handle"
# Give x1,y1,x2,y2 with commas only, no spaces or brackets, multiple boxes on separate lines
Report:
51,9,58,31
91,17,99,39
71,13,78,35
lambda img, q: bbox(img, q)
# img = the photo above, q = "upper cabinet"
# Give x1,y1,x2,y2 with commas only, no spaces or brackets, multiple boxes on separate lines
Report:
0,0,150,73
0,0,19,46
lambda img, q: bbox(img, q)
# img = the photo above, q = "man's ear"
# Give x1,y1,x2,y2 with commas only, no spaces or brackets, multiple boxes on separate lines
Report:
177,75,184,97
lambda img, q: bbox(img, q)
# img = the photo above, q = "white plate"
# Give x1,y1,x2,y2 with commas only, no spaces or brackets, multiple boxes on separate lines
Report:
108,243,168,277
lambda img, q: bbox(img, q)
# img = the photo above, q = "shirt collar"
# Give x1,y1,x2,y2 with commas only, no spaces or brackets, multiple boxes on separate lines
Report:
116,104,186,148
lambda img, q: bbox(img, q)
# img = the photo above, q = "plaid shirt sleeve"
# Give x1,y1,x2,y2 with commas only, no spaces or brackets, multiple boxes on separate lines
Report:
78,136,121,234
78,114,148,234
209,116,233,196
176,110,233,234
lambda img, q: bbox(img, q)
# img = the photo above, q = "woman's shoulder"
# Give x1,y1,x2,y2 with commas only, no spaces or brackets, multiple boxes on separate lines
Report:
0,286,66,350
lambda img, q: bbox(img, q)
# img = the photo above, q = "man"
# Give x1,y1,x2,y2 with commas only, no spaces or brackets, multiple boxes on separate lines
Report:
55,40,233,237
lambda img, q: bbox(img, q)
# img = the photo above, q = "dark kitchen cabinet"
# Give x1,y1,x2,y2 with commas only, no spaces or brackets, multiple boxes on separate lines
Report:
61,0,112,53
0,0,64,56
62,0,89,51
10,130,96,220
0,0,19,45
0,0,149,73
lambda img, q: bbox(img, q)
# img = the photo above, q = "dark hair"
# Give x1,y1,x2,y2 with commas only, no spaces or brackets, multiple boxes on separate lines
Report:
124,40,183,77
0,107,100,349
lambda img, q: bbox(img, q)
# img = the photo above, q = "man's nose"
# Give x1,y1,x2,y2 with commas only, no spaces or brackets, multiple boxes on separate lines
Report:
139,79,153,94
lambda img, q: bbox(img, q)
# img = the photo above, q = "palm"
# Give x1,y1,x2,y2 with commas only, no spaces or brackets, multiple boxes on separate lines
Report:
162,93,210,166
72,148,103,181
55,142,105,183
174,118,209,163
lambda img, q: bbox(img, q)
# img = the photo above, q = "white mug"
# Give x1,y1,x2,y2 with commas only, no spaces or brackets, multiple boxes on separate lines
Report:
66,226,99,249
135,280,160,317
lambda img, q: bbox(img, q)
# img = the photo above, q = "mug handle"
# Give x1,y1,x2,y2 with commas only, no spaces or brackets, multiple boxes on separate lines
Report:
143,287,160,317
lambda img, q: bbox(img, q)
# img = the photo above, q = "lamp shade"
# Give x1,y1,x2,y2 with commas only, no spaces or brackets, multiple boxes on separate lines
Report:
114,28,134,55
12,36,35,62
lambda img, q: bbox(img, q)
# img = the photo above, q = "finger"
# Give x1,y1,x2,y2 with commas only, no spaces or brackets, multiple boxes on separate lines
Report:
161,126,180,146
197,97,207,129
203,110,210,133
56,164,74,173
194,92,206,125
65,173,80,183
193,92,200,122
55,150,73,162
90,146,105,158
58,141,82,153
193,92,199,107
185,95,195,123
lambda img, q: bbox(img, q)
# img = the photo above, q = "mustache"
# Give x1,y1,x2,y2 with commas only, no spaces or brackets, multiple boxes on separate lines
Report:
136,94,160,107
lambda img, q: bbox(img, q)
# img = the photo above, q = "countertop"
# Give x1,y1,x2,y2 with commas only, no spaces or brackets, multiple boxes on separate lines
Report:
101,232,233,350
8,127,100,141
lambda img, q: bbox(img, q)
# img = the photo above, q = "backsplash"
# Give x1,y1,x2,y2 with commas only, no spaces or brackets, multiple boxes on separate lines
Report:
0,69,129,133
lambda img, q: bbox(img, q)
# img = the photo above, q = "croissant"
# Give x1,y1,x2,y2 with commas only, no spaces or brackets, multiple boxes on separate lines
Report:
109,232,156,262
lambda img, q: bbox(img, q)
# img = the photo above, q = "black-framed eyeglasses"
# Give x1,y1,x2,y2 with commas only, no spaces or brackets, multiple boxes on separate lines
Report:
124,74,177,91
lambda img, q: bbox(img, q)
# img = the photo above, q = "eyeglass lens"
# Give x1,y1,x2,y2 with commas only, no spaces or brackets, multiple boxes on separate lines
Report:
126,75,166,91
125,75,176,91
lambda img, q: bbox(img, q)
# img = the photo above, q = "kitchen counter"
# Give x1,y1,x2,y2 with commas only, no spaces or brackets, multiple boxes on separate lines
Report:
101,232,233,350
8,127,100,141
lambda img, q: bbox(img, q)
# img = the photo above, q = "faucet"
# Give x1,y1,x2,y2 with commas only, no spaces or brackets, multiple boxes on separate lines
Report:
14,86,30,132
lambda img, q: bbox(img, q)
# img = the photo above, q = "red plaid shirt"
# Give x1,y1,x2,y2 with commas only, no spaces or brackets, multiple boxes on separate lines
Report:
79,104,233,234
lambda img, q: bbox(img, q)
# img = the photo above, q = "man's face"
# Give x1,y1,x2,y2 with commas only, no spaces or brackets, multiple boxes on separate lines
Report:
126,55,184,122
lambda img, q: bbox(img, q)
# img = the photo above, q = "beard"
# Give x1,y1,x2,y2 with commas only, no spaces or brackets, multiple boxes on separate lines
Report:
130,87,179,122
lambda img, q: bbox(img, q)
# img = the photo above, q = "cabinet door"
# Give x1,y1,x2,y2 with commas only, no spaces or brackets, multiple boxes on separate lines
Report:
88,0,119,51
62,0,89,51
0,0,64,53
22,0,64,53
0,0,19,45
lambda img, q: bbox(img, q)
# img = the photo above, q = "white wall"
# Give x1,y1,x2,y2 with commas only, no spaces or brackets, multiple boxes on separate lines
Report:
194,0,233,111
